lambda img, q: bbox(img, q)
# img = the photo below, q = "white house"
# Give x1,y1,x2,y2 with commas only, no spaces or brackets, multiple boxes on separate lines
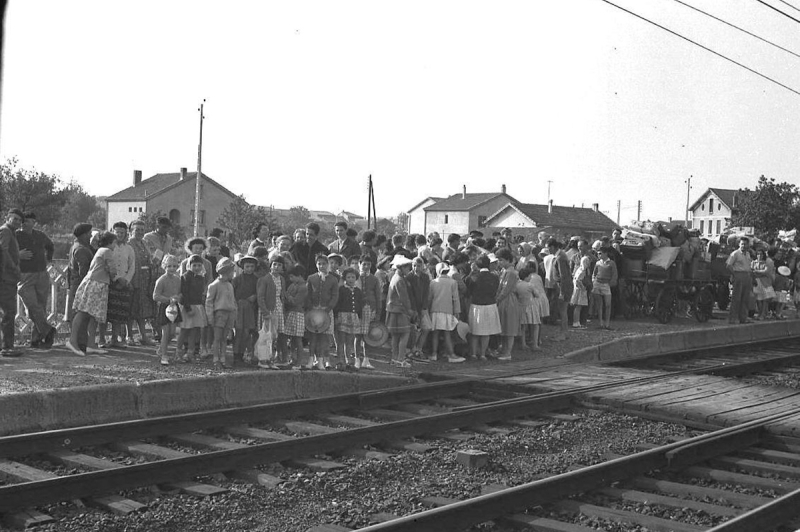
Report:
689,188,738,239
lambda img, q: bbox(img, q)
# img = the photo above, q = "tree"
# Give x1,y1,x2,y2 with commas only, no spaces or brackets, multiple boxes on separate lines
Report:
0,157,67,226
730,176,800,239
60,181,105,231
216,194,277,251
283,206,311,232
375,217,398,237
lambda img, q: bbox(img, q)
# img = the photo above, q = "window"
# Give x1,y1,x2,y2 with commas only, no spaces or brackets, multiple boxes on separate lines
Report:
477,215,487,227
444,214,449,224
709,199,714,214
700,220,704,234
128,207,132,212
716,220,721,235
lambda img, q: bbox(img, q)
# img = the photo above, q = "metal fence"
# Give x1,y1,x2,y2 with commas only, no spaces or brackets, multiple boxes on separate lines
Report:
12,259,71,345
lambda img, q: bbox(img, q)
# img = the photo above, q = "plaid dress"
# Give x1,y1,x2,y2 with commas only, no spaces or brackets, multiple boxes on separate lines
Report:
270,273,285,333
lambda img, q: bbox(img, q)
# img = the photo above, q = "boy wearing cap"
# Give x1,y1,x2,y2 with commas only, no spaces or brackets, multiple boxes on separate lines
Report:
233,256,259,365
206,257,237,369
385,255,416,368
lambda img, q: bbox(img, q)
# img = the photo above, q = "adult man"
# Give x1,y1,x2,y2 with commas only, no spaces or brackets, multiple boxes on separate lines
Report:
441,233,462,262
0,209,25,356
570,239,595,326
247,223,271,256
547,238,573,341
299,222,329,275
328,221,360,260
726,237,753,324
15,212,56,348
143,217,174,263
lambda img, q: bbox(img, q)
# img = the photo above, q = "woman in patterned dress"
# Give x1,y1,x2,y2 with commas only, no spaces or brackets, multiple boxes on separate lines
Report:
126,220,155,346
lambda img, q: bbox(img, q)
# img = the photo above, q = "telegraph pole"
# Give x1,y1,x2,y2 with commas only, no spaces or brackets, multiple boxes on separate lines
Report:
193,99,206,237
685,175,692,228
616,200,621,226
637,200,642,221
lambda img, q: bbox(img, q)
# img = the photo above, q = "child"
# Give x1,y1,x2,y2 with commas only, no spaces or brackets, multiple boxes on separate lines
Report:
465,255,501,360
407,257,432,360
357,255,380,369
592,247,617,330
66,231,117,356
206,257,237,369
269,256,288,364
529,264,549,347
774,265,793,319
283,265,308,368
428,262,464,363
305,254,339,370
570,256,591,330
335,267,364,369
152,254,182,366
180,237,213,359
385,255,416,367
375,255,393,322
516,267,539,350
256,256,285,369
177,254,207,363
794,267,800,318
233,255,259,365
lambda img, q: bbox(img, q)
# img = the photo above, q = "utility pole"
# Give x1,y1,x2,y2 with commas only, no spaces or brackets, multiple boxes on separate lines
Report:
637,200,642,221
685,175,692,228
546,180,553,204
616,200,621,226
193,99,206,237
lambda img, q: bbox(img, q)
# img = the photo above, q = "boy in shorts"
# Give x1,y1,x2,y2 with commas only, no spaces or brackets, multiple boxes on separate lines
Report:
206,257,237,368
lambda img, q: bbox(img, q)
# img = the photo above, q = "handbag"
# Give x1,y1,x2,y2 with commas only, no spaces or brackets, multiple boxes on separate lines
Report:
255,319,274,363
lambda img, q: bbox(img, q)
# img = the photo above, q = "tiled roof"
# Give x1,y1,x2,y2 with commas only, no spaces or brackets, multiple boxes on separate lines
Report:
407,197,445,213
486,203,617,231
106,172,238,202
424,193,519,212
689,188,739,211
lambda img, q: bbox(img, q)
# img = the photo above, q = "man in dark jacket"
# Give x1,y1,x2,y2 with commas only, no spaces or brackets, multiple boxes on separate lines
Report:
0,208,25,356
16,212,56,348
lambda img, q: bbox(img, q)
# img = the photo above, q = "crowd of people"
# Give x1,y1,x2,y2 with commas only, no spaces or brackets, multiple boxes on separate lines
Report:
0,209,636,366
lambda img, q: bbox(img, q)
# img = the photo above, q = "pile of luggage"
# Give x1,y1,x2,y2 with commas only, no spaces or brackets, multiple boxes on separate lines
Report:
619,220,710,280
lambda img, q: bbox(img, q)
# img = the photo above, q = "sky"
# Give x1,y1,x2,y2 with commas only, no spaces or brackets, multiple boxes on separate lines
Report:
3,0,800,225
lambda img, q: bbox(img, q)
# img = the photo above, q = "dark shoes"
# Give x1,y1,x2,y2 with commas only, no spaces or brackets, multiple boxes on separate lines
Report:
42,327,56,349
1,348,22,358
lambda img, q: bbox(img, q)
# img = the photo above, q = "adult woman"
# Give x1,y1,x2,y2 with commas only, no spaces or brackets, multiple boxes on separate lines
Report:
126,220,155,346
752,248,775,320
494,248,520,360
465,255,501,360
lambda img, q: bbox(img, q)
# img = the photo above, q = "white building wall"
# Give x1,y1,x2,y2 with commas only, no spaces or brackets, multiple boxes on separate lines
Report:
424,211,470,240
106,201,147,229
407,199,438,234
691,198,732,238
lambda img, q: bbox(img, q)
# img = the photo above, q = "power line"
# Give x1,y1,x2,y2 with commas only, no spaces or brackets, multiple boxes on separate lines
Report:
600,0,800,98
671,0,800,60
776,0,800,13
755,0,800,24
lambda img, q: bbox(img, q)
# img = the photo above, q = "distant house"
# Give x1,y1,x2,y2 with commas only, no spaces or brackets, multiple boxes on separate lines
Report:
308,210,337,225
406,197,444,235
409,185,519,239
336,211,365,226
105,168,239,234
483,201,618,241
689,188,738,239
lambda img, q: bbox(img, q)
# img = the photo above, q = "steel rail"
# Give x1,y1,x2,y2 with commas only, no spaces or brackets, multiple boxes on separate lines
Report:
350,408,800,532
0,386,575,512
0,378,480,459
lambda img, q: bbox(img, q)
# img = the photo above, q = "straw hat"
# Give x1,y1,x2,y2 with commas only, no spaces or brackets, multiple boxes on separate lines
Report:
305,308,331,334
435,262,451,277
364,321,389,347
390,255,413,268
236,255,258,269
455,320,470,343
778,265,792,277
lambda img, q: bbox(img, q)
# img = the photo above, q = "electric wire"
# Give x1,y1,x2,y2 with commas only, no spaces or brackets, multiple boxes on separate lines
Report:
776,0,800,13
600,0,800,98
755,0,800,24
671,0,800,60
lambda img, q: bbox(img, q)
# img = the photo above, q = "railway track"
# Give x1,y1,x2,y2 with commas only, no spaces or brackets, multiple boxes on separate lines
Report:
342,410,800,532
4,339,800,529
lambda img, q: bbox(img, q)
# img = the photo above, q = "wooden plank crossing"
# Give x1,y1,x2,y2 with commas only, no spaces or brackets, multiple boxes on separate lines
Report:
440,362,800,436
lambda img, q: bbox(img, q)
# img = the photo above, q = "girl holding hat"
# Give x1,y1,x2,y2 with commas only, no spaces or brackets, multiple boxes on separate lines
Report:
152,254,182,366
385,254,416,368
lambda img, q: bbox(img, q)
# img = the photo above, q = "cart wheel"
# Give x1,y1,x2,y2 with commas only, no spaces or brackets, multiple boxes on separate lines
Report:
654,286,677,324
694,285,715,323
716,280,730,311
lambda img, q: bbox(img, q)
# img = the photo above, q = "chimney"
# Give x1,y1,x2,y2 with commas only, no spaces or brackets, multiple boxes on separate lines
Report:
180,167,188,180
548,200,553,214
501,184,506,194
462,185,467,200
133,170,142,186
592,203,599,212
